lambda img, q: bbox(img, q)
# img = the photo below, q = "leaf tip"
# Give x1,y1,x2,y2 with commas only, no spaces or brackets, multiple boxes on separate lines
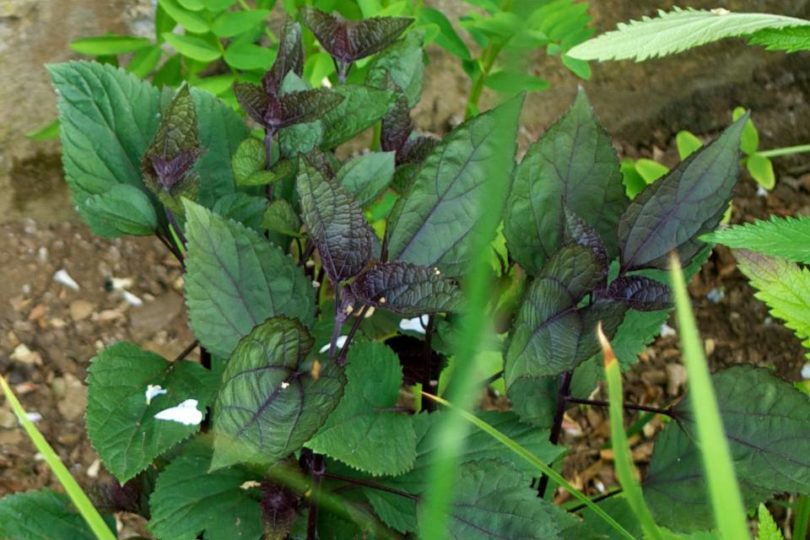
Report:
597,322,617,368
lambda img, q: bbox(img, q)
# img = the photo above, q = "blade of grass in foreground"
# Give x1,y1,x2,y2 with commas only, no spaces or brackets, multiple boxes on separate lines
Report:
669,254,749,539
422,391,636,540
0,375,116,540
598,324,663,540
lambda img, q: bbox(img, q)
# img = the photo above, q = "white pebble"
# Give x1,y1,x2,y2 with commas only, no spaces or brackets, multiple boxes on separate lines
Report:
26,412,43,423
154,399,203,426
802,364,810,380
660,323,677,338
123,290,144,307
756,186,769,198
53,269,79,290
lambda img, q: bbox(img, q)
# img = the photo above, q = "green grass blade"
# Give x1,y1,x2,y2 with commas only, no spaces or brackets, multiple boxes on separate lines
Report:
599,324,663,540
422,392,636,540
669,254,749,540
0,375,116,540
794,496,810,540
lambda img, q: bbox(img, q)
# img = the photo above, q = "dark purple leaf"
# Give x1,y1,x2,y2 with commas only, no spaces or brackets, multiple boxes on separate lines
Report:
351,261,462,316
234,82,269,125
263,22,304,95
296,158,373,282
564,207,608,271
381,91,413,156
235,82,343,131
539,245,604,299
604,276,672,311
301,7,413,64
141,84,201,195
619,116,746,271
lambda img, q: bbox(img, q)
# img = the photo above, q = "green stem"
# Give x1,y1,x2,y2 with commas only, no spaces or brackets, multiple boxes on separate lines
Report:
464,43,502,119
794,496,810,540
758,143,810,158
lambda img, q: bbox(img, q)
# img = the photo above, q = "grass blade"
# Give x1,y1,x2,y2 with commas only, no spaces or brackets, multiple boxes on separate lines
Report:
794,495,810,540
669,253,749,539
422,391,636,540
0,375,116,540
598,324,663,539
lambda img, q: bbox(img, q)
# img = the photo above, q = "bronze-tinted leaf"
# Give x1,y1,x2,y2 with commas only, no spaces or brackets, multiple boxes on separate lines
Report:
263,21,304,95
604,276,672,311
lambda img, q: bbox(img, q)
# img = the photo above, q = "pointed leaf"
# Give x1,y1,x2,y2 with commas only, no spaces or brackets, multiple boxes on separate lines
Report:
386,96,523,275
84,184,157,237
212,318,345,468
352,261,462,316
308,342,415,476
70,34,152,55
148,441,263,540
234,82,269,125
366,31,424,107
705,216,810,265
162,32,221,62
223,42,276,71
263,199,302,237
336,151,395,206
563,207,609,270
381,92,413,156
211,9,270,38
749,26,810,53
231,137,265,184
301,8,413,63
0,490,114,540
264,22,304,94
619,116,745,271
504,90,627,274
604,275,672,311
49,61,160,235
269,89,344,130
757,504,784,540
297,159,373,282
212,193,267,232
86,342,218,483
319,85,396,148
184,200,315,358
747,153,775,189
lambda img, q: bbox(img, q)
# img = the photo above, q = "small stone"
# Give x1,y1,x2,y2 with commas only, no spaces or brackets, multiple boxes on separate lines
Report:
87,459,101,479
10,344,42,366
27,304,46,322
69,300,95,322
52,374,87,422
53,269,80,290
665,364,687,396
94,309,125,323
0,404,16,429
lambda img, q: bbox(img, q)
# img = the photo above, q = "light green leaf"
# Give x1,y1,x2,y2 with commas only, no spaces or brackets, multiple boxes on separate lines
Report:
675,130,702,159
148,441,263,540
224,42,276,71
48,61,160,235
757,504,784,540
70,34,152,56
634,158,669,183
319,85,396,149
184,200,315,358
191,74,234,96
84,184,158,237
504,90,627,273
163,33,221,62
212,318,345,469
231,137,265,184
704,216,810,264
308,342,416,476
0,490,114,540
25,119,60,141
127,45,163,78
733,106,760,154
263,199,302,237
747,153,775,189
336,151,395,206
734,250,810,357
159,0,210,33
386,96,523,275
485,70,550,93
178,0,205,10
211,9,271,37
568,8,810,61
86,342,218,483
366,31,424,107
749,25,810,52
417,8,471,60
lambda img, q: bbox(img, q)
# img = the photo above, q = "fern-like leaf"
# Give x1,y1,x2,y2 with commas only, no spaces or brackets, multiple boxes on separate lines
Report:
734,250,810,359
748,26,810,53
567,8,810,61
704,216,810,265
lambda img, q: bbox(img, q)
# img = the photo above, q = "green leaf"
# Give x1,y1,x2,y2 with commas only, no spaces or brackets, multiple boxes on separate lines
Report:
747,153,775,189
634,158,669,183
25,119,60,141
84,184,158,237
297,159,374,282
212,192,266,232
757,504,784,540
70,34,152,55
159,0,210,33
485,70,550,93
366,31,424,107
211,9,270,37
618,116,745,271
675,130,702,159
263,199,302,237
231,137,265,184
336,151,395,206
319,85,396,148
386,96,523,275
184,200,315,358
127,45,163,78
86,342,217,483
428,461,568,538
704,216,810,264
733,250,810,357
561,54,591,79
567,8,810,61
0,490,113,540
212,318,345,468
749,25,810,52
192,74,234,96
224,42,276,71
308,342,415,476
48,61,160,235
417,8,471,60
733,106,760,154
352,261,463,316
504,90,627,274
162,32,221,62
148,440,263,540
